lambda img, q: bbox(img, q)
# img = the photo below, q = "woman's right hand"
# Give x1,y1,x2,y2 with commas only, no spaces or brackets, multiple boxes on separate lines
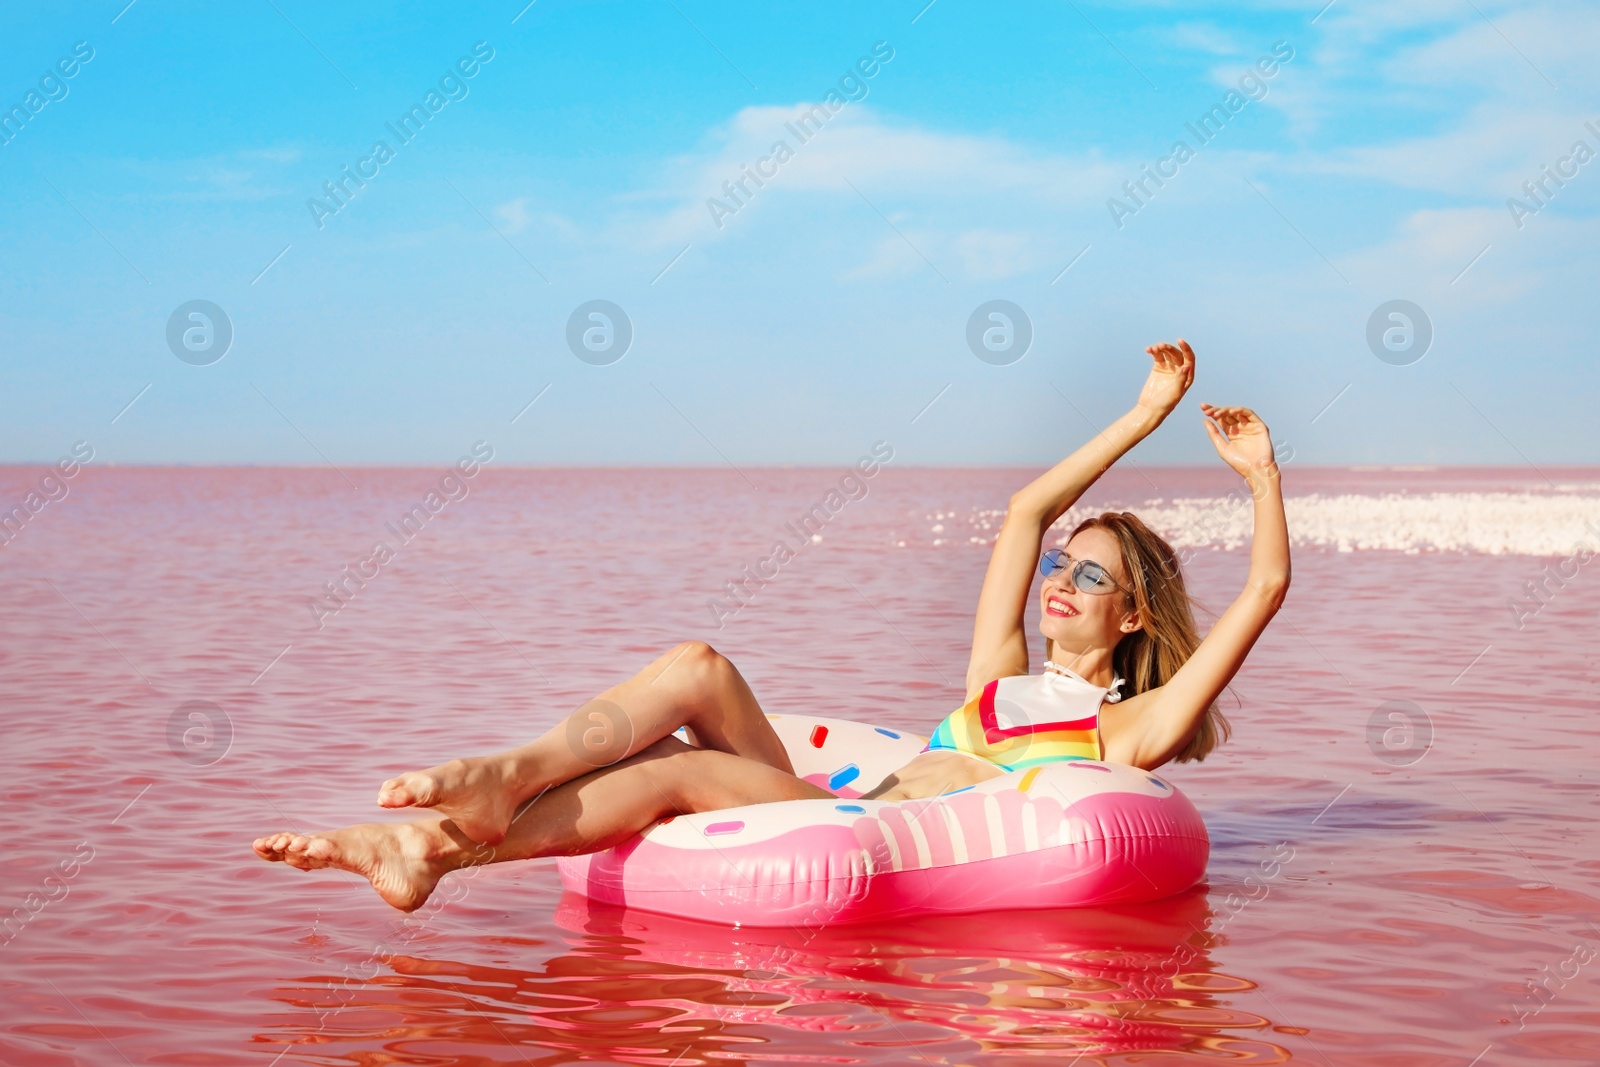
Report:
1135,340,1196,419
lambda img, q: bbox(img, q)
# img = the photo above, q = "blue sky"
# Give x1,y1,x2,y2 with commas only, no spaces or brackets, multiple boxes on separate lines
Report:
1,0,1595,466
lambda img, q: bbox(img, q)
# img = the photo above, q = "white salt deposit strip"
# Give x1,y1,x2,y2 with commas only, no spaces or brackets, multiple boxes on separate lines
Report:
922,494,1600,557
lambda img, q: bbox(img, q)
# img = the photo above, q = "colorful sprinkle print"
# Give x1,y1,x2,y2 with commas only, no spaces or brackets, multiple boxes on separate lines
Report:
828,764,861,790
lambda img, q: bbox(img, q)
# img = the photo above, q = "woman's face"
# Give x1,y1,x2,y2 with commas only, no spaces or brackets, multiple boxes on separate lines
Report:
1038,526,1141,654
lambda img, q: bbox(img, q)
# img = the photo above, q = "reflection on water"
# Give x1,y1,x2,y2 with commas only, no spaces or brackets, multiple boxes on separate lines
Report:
263,886,1296,1065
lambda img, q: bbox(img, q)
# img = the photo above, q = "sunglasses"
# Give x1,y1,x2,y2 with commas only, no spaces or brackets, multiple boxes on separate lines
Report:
1039,548,1131,596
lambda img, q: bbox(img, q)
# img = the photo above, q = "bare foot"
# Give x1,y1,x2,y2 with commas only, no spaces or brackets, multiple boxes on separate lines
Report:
251,820,457,912
376,757,523,845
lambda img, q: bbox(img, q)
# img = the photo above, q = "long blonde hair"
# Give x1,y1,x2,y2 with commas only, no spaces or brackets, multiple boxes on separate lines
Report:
1054,512,1230,763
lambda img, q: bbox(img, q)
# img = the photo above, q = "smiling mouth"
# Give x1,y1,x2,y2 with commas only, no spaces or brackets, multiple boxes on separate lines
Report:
1045,596,1078,618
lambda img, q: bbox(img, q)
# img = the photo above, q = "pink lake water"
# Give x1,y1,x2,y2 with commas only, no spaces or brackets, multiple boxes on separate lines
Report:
2,464,1599,1066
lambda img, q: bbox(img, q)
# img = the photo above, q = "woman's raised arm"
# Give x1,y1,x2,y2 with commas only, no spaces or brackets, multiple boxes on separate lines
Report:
964,341,1195,697
1118,404,1291,767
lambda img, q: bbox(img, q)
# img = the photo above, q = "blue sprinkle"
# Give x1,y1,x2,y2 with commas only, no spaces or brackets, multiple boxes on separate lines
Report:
942,785,975,795
874,727,902,738
1147,776,1168,789
835,804,866,814
827,764,861,789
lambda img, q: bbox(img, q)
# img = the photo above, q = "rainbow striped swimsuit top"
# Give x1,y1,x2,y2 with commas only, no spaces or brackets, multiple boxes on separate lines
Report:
921,660,1124,772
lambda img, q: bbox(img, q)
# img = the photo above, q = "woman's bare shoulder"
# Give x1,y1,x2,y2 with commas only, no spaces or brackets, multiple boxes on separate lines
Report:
1098,688,1190,770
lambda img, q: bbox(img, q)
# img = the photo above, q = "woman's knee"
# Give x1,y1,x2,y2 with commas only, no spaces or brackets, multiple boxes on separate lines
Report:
660,640,736,696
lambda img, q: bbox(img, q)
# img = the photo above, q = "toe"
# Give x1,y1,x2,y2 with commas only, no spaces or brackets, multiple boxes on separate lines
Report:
378,772,437,808
254,834,290,861
281,837,318,870
377,777,409,807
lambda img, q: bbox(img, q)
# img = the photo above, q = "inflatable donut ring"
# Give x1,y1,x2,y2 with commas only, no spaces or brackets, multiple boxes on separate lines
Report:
557,713,1209,926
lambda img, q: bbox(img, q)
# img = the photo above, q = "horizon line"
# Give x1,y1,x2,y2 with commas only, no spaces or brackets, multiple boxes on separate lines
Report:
2,461,1596,473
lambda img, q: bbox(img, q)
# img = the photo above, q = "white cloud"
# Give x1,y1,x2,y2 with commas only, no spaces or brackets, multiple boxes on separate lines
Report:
1165,21,1245,56
1251,4,1600,203
486,196,584,248
642,102,1122,246
1338,205,1507,291
489,7,1597,297
1252,4,1594,144
111,147,301,202
841,231,937,282
1303,103,1593,197
495,197,531,233
613,101,1127,286
1316,0,1590,87
953,228,1041,280
240,147,302,164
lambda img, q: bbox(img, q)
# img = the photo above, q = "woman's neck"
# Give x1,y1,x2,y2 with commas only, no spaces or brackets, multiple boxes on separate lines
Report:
1045,640,1117,689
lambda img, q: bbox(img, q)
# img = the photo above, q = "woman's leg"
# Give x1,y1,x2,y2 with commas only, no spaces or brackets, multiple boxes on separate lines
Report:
377,641,792,844
255,737,831,912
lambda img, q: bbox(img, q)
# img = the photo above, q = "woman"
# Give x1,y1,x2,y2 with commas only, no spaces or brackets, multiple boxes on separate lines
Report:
253,340,1290,912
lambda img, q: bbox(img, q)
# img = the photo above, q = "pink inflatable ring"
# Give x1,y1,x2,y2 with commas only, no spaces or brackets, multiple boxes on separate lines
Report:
558,712,1209,926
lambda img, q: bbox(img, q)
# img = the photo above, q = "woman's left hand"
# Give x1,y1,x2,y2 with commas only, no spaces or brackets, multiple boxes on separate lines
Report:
1201,404,1277,479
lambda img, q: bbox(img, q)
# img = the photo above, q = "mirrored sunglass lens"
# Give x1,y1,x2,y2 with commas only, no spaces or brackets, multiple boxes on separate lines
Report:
1074,561,1111,592
1040,549,1065,577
